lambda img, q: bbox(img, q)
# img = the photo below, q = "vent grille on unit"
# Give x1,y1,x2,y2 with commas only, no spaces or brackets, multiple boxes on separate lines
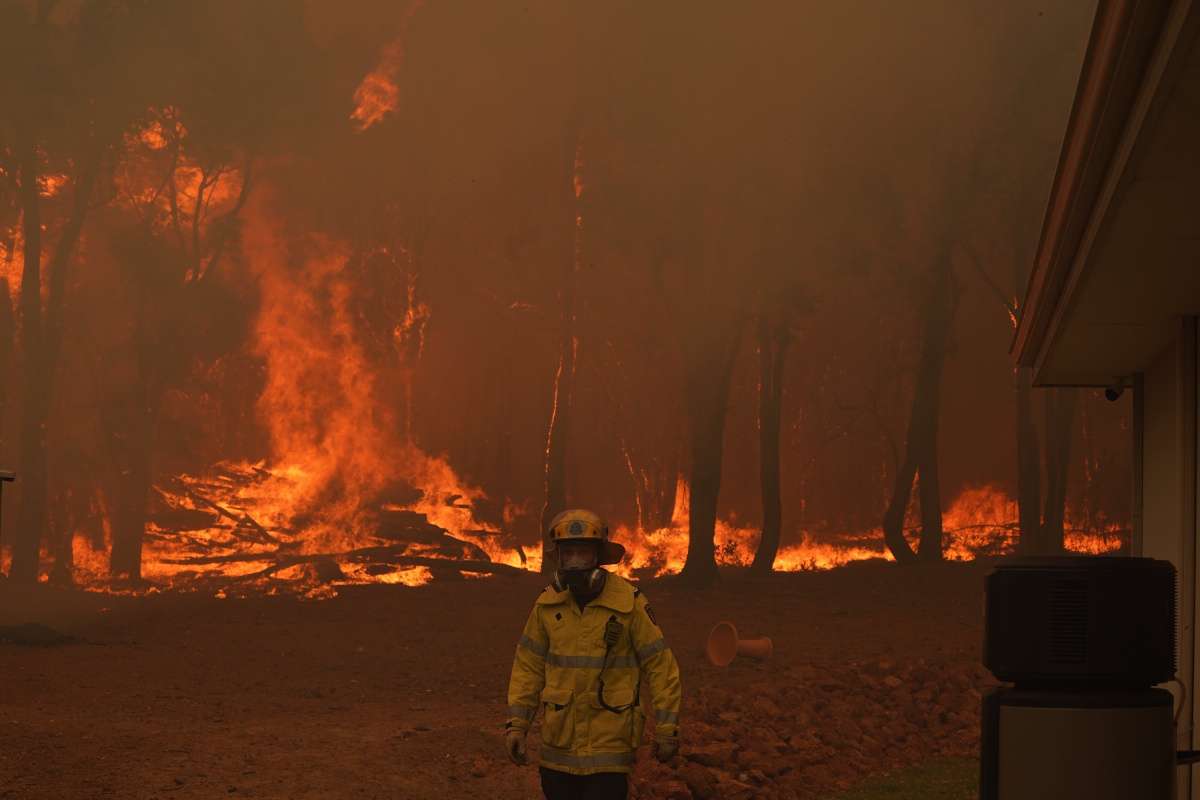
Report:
1172,572,1179,676
1048,579,1088,665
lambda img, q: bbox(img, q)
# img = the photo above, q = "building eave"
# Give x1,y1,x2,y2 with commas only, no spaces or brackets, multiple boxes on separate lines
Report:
1012,0,1176,377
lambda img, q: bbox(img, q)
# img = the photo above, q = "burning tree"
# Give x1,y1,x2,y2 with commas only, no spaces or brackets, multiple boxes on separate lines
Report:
539,126,583,572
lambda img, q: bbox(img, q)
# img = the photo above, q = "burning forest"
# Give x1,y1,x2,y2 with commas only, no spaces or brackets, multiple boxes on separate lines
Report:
0,0,1130,595
0,2,1134,799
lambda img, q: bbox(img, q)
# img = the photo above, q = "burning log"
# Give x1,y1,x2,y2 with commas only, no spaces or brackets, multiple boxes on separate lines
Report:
157,545,526,577
372,509,492,561
176,486,280,546
147,505,220,533
375,508,449,542
137,458,533,593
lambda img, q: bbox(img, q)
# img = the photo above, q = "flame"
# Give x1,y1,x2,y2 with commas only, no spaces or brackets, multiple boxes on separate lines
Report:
350,0,425,131
613,479,1126,577
96,215,530,596
38,173,68,198
1,230,22,301
138,122,169,151
350,72,400,131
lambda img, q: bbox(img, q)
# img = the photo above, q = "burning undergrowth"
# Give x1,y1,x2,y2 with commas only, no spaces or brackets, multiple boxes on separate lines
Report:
53,210,1126,599
74,468,1125,599
612,482,1127,578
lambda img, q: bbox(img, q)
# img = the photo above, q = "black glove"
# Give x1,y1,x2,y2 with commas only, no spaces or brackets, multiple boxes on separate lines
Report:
653,734,679,763
505,729,528,765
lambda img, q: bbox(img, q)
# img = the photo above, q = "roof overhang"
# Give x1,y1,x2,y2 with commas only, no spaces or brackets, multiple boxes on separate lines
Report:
1012,0,1200,386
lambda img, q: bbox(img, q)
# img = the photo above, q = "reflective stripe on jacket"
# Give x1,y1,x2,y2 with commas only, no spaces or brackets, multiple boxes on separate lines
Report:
505,572,682,775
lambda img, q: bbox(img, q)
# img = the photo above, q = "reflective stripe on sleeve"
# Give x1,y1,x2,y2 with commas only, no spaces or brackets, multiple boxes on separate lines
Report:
519,635,549,658
636,638,668,661
545,653,639,669
540,745,635,770
654,708,679,725
508,704,536,721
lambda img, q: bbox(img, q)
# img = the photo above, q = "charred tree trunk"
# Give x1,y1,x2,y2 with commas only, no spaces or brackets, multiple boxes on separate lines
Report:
752,314,790,574
1039,388,1078,554
680,322,742,585
1015,367,1043,554
111,316,160,582
883,457,919,563
539,322,575,573
11,146,98,582
110,405,154,580
645,448,679,531
46,488,72,585
882,259,957,563
916,449,944,559
540,132,582,572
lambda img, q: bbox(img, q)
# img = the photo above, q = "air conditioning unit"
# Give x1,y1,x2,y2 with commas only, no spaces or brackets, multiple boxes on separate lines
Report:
980,556,1181,800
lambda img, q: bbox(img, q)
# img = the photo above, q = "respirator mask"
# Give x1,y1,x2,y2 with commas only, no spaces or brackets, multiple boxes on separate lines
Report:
553,540,606,595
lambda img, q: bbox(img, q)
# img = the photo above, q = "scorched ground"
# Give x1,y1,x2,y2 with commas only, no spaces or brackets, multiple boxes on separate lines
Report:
0,561,990,800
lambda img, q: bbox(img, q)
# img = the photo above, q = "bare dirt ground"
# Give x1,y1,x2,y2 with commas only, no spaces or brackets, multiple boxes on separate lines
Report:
0,560,993,800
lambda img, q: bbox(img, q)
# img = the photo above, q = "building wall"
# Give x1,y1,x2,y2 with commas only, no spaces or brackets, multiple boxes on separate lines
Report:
1138,319,1198,799
1142,334,1181,560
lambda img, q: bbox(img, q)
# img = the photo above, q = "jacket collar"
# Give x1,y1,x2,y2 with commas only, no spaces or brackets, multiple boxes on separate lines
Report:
535,571,636,613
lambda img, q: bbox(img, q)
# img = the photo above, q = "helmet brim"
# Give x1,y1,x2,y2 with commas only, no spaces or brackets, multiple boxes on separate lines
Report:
548,538,626,566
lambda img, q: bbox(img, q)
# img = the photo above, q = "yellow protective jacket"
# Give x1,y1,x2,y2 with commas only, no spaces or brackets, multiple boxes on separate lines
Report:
506,572,682,775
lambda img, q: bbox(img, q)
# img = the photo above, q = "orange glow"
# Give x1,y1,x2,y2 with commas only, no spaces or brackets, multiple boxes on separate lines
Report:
116,115,245,249
573,141,585,200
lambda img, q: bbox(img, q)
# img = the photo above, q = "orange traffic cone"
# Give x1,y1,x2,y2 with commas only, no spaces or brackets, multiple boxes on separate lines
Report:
705,621,773,667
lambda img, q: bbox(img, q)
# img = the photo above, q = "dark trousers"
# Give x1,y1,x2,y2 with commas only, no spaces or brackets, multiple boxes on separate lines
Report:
539,767,628,800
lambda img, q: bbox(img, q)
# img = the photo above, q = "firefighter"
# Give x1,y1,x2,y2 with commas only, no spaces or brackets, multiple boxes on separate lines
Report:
505,509,682,800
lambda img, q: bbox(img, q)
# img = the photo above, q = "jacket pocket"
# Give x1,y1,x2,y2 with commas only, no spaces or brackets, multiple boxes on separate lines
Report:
539,686,574,750
589,686,638,751
631,704,646,749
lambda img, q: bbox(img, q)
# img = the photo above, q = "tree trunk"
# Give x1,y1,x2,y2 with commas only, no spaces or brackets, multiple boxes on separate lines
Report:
1015,367,1043,554
680,322,742,585
540,132,582,572
882,259,956,563
46,487,70,585
1039,388,1078,554
110,406,154,580
0,281,12,457
752,314,790,574
540,335,574,572
916,456,944,560
11,138,45,582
